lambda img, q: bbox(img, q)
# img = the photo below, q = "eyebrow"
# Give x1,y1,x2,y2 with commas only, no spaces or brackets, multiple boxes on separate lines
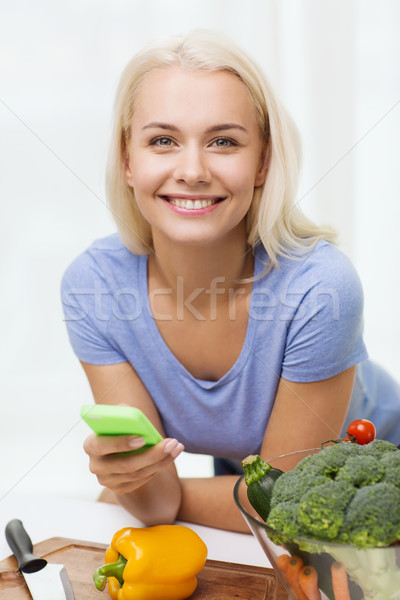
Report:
142,121,248,134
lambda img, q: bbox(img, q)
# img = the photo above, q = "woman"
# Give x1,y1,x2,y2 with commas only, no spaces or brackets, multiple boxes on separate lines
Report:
62,31,400,532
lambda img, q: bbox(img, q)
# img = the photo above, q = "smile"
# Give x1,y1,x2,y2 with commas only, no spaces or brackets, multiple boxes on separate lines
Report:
161,196,225,210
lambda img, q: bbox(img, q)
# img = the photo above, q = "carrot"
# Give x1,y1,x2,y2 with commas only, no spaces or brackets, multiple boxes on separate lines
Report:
331,561,351,600
285,556,309,600
276,553,291,573
298,565,321,600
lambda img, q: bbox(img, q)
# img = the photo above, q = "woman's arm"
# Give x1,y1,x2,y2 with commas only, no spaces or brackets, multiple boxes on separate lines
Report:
258,365,357,471
80,361,184,525
176,366,356,530
80,361,355,531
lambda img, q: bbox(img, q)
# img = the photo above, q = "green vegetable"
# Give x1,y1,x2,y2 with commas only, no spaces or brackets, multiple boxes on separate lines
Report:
360,438,398,457
382,451,400,487
266,440,400,548
298,480,356,540
340,482,400,548
335,455,385,486
270,468,328,509
266,502,302,539
262,440,400,600
241,454,283,521
294,442,362,477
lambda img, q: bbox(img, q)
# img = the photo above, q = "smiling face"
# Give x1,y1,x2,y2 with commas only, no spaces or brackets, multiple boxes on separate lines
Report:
124,65,268,248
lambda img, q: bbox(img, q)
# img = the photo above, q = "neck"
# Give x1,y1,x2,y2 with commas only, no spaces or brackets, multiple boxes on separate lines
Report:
148,224,254,305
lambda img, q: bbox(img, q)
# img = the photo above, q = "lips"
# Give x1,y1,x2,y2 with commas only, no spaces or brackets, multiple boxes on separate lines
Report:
160,195,226,211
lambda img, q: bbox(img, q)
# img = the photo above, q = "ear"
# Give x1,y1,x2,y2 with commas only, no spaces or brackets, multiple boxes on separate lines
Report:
124,152,134,186
254,143,270,187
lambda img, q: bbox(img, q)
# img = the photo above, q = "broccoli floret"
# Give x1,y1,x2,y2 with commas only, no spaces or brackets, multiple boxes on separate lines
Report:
266,502,303,540
292,451,322,471
297,481,356,541
296,442,362,478
340,482,400,548
360,439,398,457
316,443,362,477
336,455,385,486
381,451,400,488
270,468,328,509
321,441,362,460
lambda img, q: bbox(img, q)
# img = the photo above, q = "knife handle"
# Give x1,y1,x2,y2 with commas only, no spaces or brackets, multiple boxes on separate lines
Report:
5,519,47,573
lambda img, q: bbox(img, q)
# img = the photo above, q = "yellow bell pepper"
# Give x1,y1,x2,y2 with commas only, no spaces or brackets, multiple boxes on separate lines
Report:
93,525,208,600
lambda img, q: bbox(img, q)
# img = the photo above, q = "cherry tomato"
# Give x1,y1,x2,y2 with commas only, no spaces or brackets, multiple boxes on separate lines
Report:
345,419,376,445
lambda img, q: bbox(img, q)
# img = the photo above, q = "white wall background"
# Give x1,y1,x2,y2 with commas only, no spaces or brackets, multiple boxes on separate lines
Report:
1,0,399,502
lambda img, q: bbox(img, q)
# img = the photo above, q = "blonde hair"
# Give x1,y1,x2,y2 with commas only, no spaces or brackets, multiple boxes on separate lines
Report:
106,30,336,268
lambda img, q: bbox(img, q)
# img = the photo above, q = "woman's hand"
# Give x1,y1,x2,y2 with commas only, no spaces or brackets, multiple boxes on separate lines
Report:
83,433,184,495
77,362,184,524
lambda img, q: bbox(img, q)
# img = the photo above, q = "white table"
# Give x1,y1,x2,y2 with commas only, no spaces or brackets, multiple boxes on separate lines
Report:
0,488,270,568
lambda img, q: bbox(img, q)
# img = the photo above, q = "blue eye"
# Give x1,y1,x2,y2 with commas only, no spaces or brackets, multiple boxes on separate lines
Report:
152,137,174,146
213,138,236,147
157,138,172,146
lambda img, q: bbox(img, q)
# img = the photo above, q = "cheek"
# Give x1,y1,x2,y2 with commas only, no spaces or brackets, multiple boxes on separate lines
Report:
129,156,167,197
220,156,261,197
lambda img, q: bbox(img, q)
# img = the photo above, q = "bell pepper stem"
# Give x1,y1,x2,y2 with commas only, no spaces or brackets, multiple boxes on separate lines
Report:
93,554,127,591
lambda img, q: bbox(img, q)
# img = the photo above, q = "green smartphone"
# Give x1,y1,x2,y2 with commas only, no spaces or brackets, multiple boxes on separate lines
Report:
80,404,163,450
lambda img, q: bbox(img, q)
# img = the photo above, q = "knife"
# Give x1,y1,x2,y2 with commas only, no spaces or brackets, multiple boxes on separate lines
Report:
5,519,75,600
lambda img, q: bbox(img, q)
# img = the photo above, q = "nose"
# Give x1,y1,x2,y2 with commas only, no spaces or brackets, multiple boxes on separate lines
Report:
173,144,211,185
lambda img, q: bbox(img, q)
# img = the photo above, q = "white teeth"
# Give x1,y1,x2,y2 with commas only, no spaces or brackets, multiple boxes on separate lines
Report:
168,197,217,210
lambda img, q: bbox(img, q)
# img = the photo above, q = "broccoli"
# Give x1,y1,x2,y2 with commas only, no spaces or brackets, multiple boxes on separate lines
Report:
260,440,400,600
270,468,328,509
266,441,400,547
340,482,400,548
336,455,385,486
294,441,362,478
360,438,398,457
381,451,400,488
266,501,303,540
297,480,355,541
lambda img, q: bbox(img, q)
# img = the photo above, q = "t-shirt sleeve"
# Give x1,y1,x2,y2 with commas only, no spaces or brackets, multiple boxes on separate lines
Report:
61,252,127,365
280,244,369,382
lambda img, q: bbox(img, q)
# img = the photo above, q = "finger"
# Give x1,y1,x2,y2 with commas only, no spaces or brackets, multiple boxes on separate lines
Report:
92,451,174,490
89,440,184,489
100,439,184,477
162,438,185,460
106,437,184,471
83,432,146,456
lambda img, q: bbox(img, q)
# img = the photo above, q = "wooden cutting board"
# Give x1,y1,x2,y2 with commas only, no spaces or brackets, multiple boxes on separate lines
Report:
0,537,288,599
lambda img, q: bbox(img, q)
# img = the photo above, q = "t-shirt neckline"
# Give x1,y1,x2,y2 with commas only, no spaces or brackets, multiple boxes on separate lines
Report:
139,245,266,389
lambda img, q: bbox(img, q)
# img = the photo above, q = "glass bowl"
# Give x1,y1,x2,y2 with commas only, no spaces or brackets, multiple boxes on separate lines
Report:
233,450,400,600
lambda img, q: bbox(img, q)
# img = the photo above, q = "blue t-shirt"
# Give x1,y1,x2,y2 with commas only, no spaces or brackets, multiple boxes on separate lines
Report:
61,234,399,455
